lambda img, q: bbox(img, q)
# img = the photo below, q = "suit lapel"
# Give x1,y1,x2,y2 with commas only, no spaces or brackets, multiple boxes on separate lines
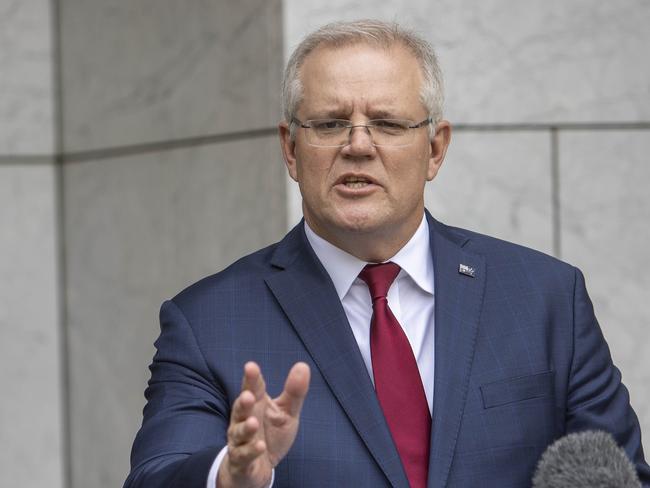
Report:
265,224,410,488
426,214,486,488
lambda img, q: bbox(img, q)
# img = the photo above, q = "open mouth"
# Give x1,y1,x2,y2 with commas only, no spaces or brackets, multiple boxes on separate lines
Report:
345,177,370,189
338,175,376,189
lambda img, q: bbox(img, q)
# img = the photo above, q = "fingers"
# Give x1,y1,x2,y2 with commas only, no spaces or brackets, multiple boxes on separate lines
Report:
227,392,267,471
227,438,266,470
227,417,266,467
241,361,267,401
229,410,259,446
234,361,310,425
276,362,311,417
231,386,256,424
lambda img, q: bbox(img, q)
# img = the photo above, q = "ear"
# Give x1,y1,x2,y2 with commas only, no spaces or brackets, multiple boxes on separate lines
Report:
279,121,299,182
426,120,452,181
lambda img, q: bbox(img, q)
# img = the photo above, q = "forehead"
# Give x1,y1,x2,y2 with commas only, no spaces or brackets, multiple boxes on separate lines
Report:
297,42,424,115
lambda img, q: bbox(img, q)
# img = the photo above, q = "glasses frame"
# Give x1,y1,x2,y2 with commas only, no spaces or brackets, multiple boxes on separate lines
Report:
291,117,432,147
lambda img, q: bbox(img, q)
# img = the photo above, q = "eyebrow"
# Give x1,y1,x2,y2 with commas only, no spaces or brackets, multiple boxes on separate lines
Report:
308,109,403,120
367,109,398,119
323,109,351,119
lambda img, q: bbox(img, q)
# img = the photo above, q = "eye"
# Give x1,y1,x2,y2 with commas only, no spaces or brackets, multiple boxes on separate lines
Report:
372,119,409,133
310,119,348,131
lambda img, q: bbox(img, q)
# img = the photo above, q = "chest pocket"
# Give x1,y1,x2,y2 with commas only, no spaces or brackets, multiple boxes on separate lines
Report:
480,370,555,409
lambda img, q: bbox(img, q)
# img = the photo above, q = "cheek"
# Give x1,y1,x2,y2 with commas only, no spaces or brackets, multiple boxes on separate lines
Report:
293,150,314,182
386,152,431,183
295,150,336,185
295,161,329,199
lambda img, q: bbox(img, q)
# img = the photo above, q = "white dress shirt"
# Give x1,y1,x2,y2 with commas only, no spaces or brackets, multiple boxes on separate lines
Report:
207,214,436,487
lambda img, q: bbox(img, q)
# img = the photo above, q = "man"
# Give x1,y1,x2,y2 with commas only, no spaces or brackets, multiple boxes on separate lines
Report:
125,20,649,487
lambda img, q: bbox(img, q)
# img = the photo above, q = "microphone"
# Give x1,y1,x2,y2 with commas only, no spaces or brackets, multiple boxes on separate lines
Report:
532,430,641,488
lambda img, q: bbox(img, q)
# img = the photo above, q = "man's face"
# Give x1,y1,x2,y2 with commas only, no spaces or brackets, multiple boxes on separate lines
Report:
280,43,450,256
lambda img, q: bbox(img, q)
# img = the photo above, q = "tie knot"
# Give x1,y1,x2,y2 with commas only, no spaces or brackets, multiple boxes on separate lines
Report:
359,262,401,302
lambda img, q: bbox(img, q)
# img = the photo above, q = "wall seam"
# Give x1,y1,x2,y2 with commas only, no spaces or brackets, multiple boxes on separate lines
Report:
0,156,54,164
50,0,72,486
550,127,561,259
63,127,278,163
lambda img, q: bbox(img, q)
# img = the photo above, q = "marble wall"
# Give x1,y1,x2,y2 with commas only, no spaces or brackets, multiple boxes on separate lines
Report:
57,1,285,487
59,0,282,152
0,163,63,488
0,0,63,487
426,131,554,255
283,0,650,124
0,0,54,154
284,0,650,439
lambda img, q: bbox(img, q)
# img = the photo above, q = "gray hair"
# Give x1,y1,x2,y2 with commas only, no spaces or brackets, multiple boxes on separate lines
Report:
282,19,444,139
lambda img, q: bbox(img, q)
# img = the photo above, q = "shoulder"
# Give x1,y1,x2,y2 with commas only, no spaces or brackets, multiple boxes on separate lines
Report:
433,218,579,286
170,221,308,312
172,241,279,309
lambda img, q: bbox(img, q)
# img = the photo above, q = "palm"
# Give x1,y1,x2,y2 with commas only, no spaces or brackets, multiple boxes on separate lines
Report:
259,393,301,467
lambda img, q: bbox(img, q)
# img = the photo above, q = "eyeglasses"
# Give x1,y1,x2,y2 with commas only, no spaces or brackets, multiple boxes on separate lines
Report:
292,118,432,147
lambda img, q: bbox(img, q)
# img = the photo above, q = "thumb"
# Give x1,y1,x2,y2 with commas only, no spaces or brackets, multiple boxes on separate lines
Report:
275,362,310,417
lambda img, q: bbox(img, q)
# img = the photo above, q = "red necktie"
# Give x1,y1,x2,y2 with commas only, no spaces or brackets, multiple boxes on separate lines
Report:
359,262,431,488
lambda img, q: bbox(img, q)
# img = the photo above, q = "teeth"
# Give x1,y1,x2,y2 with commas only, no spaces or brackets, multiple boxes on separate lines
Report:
345,181,369,189
341,176,372,189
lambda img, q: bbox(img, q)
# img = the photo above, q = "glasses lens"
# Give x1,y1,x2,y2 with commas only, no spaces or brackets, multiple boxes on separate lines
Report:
302,119,420,147
306,119,349,146
368,120,414,146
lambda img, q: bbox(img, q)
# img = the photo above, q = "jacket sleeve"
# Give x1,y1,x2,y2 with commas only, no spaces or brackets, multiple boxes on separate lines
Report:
124,299,230,488
566,267,650,485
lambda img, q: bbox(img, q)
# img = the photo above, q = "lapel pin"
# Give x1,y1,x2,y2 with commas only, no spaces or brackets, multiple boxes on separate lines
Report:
459,264,476,277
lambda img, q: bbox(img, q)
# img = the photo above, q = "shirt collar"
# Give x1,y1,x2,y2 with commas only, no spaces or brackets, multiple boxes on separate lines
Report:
304,214,434,300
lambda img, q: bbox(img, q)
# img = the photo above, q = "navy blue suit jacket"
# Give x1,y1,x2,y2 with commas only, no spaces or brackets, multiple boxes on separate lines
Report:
125,212,650,487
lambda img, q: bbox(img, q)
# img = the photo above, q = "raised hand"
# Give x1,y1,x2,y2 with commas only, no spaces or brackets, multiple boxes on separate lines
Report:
217,361,310,488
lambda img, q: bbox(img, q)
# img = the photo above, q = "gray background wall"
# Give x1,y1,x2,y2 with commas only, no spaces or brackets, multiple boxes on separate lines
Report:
1,0,648,486
1,1,63,487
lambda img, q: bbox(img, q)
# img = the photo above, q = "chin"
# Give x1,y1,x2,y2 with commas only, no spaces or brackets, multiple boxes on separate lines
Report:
333,210,386,234
305,203,392,238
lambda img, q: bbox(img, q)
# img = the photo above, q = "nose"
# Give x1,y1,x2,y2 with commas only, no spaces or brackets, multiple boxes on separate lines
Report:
341,125,376,158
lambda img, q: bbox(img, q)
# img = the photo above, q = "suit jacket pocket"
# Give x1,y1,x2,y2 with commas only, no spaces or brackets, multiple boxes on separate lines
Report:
480,370,554,409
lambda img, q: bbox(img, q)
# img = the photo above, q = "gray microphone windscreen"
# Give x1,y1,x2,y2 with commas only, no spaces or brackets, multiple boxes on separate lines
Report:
532,430,641,488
